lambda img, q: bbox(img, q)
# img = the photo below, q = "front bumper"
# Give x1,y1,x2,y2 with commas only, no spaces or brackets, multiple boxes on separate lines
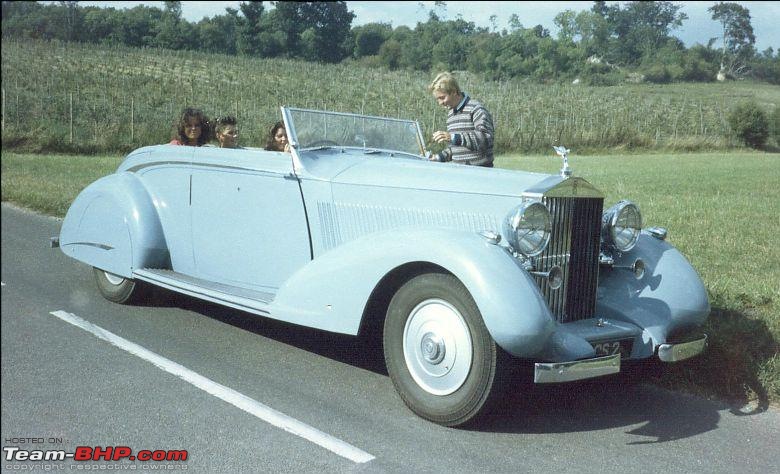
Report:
534,354,621,383
533,334,708,383
657,335,707,362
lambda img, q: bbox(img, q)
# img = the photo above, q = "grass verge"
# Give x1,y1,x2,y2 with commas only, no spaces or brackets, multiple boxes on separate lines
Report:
3,150,779,408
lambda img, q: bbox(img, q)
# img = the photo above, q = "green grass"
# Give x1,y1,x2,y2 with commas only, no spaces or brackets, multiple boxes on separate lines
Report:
2,150,779,407
2,38,779,155
0,153,122,216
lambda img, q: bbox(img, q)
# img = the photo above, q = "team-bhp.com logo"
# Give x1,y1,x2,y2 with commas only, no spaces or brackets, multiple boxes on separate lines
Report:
4,446,188,462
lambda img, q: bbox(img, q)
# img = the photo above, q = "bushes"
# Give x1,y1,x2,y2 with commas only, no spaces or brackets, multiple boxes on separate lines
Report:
771,107,780,145
728,102,770,149
643,64,673,84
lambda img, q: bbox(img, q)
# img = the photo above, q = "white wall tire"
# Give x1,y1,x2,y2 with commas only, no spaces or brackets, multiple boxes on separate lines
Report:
93,267,141,304
384,272,505,426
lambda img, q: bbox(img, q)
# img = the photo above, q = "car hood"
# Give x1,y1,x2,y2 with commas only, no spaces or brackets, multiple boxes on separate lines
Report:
325,155,553,198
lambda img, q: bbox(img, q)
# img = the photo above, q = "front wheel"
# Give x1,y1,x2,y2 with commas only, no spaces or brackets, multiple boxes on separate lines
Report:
93,267,142,304
383,273,505,426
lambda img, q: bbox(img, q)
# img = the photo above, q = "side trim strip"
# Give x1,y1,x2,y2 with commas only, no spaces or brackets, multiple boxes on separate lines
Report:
63,241,114,250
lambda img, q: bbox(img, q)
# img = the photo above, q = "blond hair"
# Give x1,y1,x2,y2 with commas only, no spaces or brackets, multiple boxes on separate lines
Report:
428,72,460,95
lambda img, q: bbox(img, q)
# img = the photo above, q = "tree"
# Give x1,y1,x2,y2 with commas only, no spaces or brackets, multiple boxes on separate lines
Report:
197,10,238,55
236,1,263,56
507,14,523,32
154,1,186,50
298,2,356,63
708,2,755,77
353,23,391,57
122,6,163,47
554,10,577,43
378,38,402,69
601,1,687,65
58,1,81,41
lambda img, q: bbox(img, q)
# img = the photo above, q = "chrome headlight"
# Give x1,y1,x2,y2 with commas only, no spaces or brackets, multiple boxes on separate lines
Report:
504,201,551,257
602,200,642,252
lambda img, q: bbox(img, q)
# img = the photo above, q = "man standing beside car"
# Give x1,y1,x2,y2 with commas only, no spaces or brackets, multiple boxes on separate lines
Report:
428,72,495,167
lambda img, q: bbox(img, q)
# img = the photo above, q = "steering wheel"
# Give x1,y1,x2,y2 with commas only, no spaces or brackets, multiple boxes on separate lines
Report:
303,139,340,148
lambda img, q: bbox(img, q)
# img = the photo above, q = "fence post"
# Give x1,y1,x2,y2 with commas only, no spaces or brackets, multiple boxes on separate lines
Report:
70,92,74,144
130,97,134,143
2,87,5,133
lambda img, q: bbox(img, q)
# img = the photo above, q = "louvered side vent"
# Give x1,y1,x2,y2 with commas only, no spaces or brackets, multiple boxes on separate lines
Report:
536,197,603,322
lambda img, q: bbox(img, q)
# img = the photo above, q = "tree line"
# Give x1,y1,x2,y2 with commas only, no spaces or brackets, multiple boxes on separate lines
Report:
2,1,778,85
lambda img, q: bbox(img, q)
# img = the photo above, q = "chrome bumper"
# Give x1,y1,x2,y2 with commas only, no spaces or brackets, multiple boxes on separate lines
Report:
657,335,707,362
534,354,621,384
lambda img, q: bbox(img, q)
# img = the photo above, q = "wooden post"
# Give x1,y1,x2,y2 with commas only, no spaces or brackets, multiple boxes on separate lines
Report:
699,103,704,136
2,87,5,133
130,97,134,144
69,92,74,144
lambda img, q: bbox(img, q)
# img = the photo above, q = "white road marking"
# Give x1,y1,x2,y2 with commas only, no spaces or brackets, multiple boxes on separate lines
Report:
50,310,375,464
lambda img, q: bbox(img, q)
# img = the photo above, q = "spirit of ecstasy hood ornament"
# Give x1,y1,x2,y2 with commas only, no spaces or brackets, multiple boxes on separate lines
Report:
553,145,572,178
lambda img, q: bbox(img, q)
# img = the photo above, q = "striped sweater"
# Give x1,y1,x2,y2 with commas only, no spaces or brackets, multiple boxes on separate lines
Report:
437,94,494,166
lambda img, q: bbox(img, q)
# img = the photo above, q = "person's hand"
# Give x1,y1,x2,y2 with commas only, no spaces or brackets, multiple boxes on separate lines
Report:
284,143,291,153
432,131,451,144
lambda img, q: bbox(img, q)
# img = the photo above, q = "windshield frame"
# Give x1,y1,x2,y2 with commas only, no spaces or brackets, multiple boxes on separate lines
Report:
281,106,427,157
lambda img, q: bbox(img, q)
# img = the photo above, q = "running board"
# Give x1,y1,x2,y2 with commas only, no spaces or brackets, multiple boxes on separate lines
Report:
134,268,275,315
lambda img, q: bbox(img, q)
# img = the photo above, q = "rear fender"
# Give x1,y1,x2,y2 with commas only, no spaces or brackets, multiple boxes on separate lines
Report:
271,228,555,357
59,172,169,278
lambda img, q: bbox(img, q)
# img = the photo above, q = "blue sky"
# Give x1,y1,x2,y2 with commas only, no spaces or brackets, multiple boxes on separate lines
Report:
73,1,779,52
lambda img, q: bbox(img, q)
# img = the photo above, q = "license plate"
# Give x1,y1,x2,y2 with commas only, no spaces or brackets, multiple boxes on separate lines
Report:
592,339,633,359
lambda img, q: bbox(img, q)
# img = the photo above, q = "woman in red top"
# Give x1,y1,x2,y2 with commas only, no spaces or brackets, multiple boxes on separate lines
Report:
169,108,211,146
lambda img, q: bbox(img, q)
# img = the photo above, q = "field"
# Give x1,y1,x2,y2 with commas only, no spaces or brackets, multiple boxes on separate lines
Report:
2,150,778,409
2,39,779,155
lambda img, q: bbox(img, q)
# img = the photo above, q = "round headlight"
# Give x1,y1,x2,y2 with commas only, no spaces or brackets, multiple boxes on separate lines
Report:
603,201,642,252
504,201,551,257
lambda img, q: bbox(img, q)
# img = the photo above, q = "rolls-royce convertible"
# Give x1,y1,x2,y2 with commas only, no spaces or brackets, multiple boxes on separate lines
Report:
55,107,709,426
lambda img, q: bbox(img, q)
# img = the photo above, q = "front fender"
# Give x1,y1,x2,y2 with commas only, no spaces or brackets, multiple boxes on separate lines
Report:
59,172,169,278
270,228,555,357
596,231,710,355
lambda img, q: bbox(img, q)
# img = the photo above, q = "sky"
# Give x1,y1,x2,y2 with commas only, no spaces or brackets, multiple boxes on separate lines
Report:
72,1,780,52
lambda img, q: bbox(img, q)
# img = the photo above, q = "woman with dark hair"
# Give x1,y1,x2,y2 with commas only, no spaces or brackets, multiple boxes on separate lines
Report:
170,107,211,146
264,121,289,152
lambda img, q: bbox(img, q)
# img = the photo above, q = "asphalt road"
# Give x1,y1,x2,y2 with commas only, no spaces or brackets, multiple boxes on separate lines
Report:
2,202,779,473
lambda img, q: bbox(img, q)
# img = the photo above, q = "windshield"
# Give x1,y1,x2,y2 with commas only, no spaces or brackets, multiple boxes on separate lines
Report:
282,107,426,156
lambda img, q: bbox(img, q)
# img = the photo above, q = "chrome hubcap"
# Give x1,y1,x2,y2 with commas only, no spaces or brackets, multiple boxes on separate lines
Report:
421,332,446,364
104,271,125,286
403,299,472,396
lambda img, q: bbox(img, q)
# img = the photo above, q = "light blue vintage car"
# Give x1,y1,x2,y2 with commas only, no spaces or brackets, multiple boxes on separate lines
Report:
56,107,709,426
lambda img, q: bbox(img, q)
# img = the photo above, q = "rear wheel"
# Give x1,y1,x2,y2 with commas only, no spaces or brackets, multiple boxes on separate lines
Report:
383,272,505,426
93,267,142,304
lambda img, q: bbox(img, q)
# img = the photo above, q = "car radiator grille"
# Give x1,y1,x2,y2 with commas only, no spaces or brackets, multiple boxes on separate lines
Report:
535,196,603,323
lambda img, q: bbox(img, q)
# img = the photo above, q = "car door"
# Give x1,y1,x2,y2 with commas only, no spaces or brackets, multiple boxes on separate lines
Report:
189,147,311,292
